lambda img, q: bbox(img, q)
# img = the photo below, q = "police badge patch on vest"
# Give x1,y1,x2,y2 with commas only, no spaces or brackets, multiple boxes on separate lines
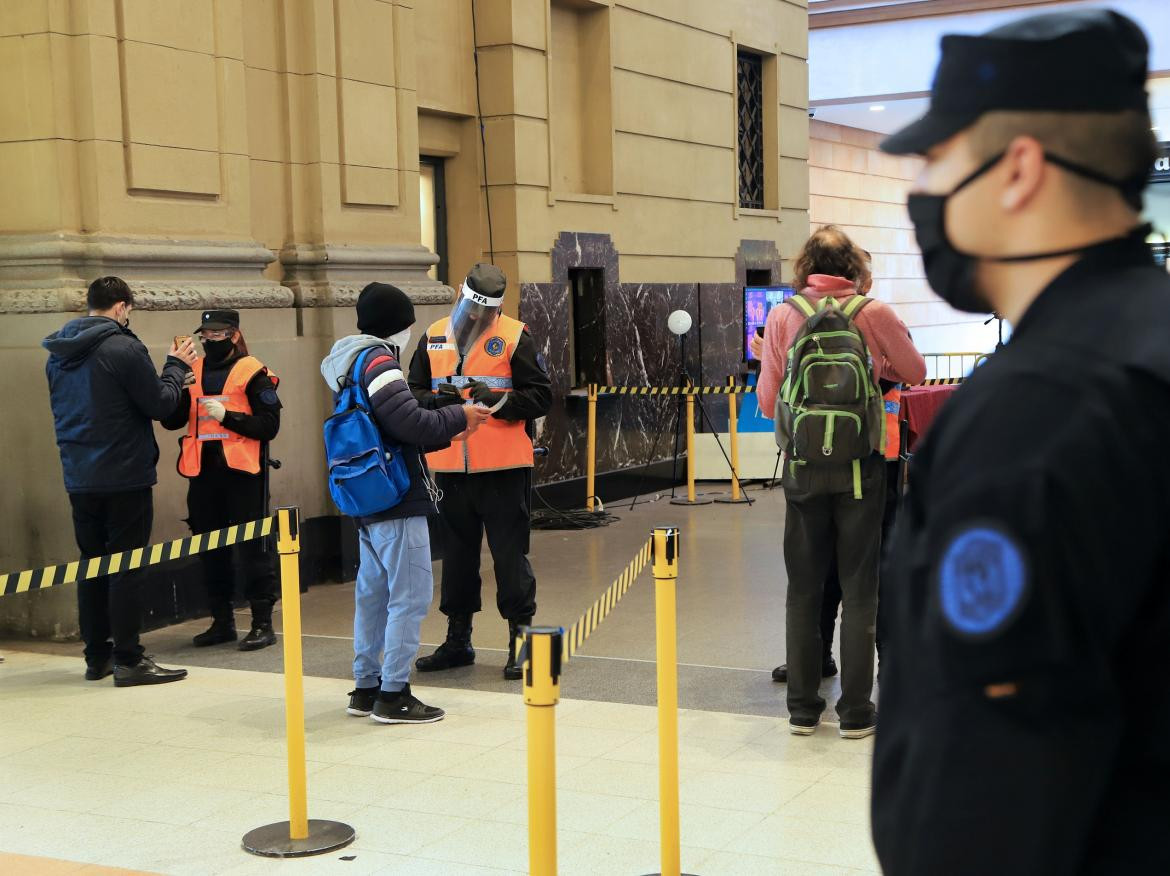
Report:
484,336,506,357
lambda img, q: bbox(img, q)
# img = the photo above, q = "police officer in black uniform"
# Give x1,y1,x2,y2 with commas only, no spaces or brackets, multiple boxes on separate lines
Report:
873,10,1170,874
163,310,282,651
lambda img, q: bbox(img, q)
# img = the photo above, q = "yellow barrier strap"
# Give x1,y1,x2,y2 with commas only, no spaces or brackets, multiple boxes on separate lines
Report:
917,377,964,386
562,539,652,662
0,515,276,598
594,385,756,396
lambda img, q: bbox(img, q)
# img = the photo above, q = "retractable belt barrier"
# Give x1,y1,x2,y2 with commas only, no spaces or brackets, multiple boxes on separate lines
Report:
0,516,275,598
594,384,756,396
519,527,693,876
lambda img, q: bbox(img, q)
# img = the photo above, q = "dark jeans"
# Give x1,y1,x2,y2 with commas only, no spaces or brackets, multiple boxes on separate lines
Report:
435,468,537,622
783,455,885,725
186,466,276,625
69,489,153,667
821,459,901,662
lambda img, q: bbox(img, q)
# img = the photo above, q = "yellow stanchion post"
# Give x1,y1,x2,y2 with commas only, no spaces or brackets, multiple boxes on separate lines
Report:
716,377,749,505
670,394,713,506
586,383,598,512
243,507,355,858
644,526,697,876
523,625,564,876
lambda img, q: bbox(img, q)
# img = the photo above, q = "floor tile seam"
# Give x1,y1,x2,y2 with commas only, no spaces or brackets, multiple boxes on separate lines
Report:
346,810,480,857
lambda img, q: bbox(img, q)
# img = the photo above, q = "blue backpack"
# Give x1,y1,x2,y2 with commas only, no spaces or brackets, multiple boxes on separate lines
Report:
323,347,411,517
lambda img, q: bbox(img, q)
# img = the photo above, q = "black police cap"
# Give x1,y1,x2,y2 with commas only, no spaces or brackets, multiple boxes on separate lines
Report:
195,309,241,333
882,8,1150,156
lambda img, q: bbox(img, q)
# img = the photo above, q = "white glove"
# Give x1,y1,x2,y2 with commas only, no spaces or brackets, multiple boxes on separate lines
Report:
200,398,226,422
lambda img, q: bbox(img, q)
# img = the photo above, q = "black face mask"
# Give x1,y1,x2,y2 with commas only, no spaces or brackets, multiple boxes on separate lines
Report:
202,338,235,363
908,152,1147,314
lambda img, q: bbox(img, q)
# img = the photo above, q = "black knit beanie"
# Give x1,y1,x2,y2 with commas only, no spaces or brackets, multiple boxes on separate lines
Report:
356,282,414,338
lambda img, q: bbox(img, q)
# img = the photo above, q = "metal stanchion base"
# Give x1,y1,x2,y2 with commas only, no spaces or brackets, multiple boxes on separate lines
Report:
242,820,355,858
714,494,751,504
669,495,714,506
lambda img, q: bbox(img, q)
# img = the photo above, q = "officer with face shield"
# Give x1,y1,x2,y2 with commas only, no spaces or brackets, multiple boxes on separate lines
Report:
873,10,1170,874
162,310,281,651
408,264,552,680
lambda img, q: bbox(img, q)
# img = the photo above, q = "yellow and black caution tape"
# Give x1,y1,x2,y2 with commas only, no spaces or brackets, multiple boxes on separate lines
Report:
561,538,653,662
0,516,275,598
917,377,964,386
594,385,757,396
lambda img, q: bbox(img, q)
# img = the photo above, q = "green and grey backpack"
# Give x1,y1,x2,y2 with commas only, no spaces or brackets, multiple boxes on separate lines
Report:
774,294,884,498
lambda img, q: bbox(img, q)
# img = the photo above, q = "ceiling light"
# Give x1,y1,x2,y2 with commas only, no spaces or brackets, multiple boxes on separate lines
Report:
869,105,885,112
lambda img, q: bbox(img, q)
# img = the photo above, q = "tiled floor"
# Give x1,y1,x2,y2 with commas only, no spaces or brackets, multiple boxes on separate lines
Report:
0,650,879,875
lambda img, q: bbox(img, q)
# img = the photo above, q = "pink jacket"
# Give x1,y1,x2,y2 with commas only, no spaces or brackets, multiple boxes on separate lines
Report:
756,274,926,418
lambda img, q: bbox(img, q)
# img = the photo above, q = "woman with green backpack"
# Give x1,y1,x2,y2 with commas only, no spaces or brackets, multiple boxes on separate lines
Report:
756,226,925,739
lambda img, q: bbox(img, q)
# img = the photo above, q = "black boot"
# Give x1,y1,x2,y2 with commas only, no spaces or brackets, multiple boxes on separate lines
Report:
239,603,277,651
503,617,532,681
415,615,475,672
193,615,237,647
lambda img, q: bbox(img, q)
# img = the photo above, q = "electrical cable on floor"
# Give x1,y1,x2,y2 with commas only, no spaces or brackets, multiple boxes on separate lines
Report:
530,488,620,530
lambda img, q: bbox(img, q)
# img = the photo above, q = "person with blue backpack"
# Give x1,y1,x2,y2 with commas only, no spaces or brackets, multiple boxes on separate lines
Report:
321,282,490,724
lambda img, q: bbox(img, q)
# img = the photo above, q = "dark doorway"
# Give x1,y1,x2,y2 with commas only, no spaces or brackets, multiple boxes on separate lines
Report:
420,156,448,284
746,268,773,287
569,267,608,388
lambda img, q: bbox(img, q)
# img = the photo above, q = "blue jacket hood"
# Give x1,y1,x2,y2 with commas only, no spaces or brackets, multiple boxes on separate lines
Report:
43,316,125,370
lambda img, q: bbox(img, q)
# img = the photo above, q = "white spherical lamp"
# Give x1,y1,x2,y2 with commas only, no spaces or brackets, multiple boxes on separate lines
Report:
667,309,693,336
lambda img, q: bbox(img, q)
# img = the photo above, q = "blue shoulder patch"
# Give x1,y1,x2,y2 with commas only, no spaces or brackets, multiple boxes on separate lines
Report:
938,524,1028,639
260,388,281,407
536,352,548,374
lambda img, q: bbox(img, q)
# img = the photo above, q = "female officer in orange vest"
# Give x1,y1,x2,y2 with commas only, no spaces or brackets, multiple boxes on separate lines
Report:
407,264,552,679
162,310,281,651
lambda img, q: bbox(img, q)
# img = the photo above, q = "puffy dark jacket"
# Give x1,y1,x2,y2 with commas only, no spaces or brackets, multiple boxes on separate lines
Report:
321,337,467,523
43,316,190,494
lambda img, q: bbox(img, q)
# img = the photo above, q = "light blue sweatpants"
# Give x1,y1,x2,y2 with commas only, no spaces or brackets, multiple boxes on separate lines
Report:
353,516,433,693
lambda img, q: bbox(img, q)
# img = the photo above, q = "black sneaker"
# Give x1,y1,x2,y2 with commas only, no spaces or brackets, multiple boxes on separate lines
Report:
371,685,445,725
238,624,277,651
113,656,187,687
193,620,237,647
840,714,877,740
789,715,821,736
347,686,378,717
772,658,839,684
85,656,114,681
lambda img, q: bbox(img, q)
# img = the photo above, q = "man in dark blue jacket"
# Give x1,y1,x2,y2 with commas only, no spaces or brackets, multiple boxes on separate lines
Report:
43,276,195,687
321,283,490,724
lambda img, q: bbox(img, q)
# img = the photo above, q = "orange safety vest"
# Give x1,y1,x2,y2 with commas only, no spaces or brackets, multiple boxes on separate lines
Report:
178,356,276,478
882,384,902,461
424,314,534,474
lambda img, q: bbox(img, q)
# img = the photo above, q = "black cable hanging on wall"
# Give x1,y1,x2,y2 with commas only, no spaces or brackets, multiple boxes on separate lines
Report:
470,1,496,265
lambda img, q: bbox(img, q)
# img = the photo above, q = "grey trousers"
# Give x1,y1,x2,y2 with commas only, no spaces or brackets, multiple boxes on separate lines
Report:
782,454,884,725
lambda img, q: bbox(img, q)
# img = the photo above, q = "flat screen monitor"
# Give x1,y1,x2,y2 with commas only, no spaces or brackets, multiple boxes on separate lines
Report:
744,285,795,361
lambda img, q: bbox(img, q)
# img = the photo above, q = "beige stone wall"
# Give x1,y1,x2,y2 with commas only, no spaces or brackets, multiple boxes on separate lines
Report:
0,0,811,636
475,0,812,293
809,120,994,352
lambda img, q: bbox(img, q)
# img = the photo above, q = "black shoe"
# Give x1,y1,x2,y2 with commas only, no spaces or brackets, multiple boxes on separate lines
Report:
113,656,187,687
840,714,877,739
789,715,821,736
503,616,532,681
238,624,277,651
193,619,237,647
771,658,839,684
347,686,379,717
415,615,475,672
84,657,114,681
371,685,445,724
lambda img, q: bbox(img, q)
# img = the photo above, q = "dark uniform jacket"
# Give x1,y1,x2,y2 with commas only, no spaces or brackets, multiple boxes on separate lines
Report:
43,316,189,494
874,231,1170,875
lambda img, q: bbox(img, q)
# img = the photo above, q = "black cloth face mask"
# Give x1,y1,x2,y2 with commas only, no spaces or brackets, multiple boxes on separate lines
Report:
908,152,1147,313
202,338,236,364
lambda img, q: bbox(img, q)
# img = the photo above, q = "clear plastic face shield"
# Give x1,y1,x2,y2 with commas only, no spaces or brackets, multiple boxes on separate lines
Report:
450,282,503,356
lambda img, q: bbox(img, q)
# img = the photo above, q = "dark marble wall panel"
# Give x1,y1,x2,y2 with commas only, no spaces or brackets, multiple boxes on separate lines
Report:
698,282,744,432
518,232,747,489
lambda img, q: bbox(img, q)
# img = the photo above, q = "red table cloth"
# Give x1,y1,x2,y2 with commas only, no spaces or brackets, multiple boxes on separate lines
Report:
902,384,960,451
